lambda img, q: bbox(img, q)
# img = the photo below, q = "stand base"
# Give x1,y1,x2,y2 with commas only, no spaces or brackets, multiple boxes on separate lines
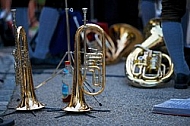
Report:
63,106,92,112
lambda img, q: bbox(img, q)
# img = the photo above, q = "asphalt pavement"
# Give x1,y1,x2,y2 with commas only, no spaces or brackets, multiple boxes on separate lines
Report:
0,46,15,115
0,45,190,126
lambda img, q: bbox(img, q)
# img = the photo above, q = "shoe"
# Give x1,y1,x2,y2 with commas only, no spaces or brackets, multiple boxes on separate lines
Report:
31,57,65,69
174,73,190,89
30,57,61,65
0,117,15,126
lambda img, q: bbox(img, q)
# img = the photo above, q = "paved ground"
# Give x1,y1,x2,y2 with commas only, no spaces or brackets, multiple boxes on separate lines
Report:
0,46,15,115
0,46,190,126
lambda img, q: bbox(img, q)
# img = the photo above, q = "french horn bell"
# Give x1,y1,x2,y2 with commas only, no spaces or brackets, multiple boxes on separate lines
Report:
107,23,144,64
85,23,144,65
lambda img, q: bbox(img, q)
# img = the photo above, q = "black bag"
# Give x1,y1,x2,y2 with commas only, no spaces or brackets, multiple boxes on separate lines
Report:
49,10,83,56
0,19,15,46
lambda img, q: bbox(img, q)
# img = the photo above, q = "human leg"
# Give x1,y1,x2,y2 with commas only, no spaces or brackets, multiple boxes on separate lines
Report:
31,7,60,65
161,0,190,89
184,0,190,68
14,8,29,35
0,0,11,21
28,0,39,42
162,22,189,74
186,12,190,47
140,0,157,27
14,7,33,57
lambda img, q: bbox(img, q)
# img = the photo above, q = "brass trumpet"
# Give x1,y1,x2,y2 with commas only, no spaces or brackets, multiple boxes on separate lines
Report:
125,18,174,88
63,8,106,112
11,9,44,110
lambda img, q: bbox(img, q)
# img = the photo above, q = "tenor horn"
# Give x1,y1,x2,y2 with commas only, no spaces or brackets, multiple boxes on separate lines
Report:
11,9,44,110
63,8,106,112
125,18,174,88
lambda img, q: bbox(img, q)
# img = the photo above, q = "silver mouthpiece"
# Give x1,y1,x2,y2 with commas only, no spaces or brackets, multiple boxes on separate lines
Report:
82,8,88,26
82,8,88,14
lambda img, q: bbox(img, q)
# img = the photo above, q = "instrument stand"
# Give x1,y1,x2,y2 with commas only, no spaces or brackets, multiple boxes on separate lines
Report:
60,0,73,63
54,111,97,118
2,106,110,119
34,0,74,89
1,108,38,117
46,108,110,118
50,0,75,78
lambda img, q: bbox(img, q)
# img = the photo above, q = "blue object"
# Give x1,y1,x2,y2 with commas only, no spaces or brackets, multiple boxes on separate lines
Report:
62,82,69,98
62,61,73,98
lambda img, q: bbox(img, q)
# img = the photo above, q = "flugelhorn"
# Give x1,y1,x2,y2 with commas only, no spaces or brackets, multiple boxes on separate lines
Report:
63,8,106,112
125,18,174,88
11,9,44,110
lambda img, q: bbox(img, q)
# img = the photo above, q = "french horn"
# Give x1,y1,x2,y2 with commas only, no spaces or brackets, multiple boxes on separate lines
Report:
63,8,106,112
107,23,144,64
85,23,144,65
11,9,44,110
125,18,174,88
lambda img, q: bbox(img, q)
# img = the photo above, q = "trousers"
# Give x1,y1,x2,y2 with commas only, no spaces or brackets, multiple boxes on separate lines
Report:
161,0,187,22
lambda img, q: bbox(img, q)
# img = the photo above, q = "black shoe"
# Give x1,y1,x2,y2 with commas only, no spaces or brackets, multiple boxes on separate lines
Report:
0,118,15,126
30,57,62,66
174,73,190,89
